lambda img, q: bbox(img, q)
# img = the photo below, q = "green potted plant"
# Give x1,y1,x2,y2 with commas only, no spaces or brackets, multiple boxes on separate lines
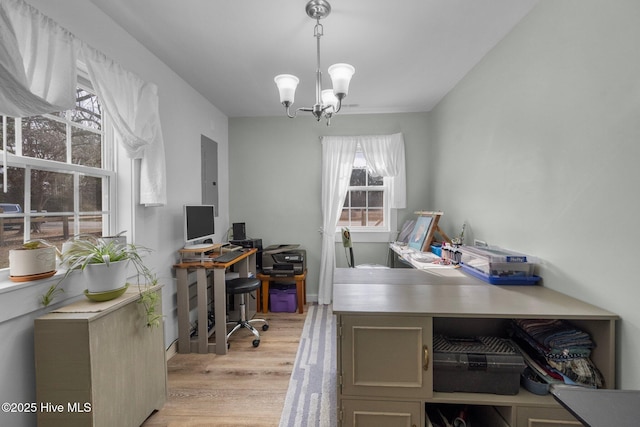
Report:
42,234,162,327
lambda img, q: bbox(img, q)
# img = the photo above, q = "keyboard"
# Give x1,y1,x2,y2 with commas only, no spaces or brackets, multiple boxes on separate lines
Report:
212,250,244,263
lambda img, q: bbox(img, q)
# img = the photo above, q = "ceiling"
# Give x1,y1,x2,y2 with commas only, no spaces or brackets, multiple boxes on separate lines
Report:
89,0,539,118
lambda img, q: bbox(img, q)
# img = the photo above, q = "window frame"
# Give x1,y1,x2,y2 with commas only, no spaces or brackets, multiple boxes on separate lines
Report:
334,146,397,243
0,74,116,275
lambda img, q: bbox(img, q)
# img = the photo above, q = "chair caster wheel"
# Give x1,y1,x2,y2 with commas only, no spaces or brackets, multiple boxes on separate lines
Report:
252,339,260,347
262,324,269,331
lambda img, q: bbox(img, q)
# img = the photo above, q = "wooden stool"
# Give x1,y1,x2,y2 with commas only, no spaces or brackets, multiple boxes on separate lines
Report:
256,270,307,314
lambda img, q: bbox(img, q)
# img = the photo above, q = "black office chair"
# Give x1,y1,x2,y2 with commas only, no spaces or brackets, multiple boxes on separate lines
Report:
225,277,269,347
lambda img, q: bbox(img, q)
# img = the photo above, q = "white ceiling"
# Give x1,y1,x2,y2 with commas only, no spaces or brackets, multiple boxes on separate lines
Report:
89,0,538,118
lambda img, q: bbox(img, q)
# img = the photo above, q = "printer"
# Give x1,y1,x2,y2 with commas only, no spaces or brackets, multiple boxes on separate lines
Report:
262,244,306,276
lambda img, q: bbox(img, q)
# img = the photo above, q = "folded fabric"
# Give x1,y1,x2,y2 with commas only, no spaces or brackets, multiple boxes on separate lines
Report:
511,319,604,388
513,319,594,357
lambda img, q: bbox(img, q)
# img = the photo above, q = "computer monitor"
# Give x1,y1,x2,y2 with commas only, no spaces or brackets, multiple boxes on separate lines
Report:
183,204,216,249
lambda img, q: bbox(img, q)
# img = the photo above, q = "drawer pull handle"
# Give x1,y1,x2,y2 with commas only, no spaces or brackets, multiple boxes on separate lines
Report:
423,345,429,371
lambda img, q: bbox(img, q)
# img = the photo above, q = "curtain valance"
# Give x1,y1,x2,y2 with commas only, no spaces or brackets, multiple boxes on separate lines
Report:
0,0,167,206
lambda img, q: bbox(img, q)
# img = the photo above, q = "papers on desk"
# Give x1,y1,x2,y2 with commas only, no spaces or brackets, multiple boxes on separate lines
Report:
390,242,465,276
411,251,440,263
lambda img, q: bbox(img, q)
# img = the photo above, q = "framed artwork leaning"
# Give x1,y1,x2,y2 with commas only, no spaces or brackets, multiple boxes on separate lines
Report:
408,215,433,251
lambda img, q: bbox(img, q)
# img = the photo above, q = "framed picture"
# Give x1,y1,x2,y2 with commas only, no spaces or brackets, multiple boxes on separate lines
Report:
397,219,416,244
408,215,433,251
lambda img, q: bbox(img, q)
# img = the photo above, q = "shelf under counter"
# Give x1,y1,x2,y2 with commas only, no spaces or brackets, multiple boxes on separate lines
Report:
334,267,619,427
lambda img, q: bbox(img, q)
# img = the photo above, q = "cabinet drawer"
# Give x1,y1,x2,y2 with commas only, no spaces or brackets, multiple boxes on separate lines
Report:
340,315,432,399
341,399,422,427
516,406,581,427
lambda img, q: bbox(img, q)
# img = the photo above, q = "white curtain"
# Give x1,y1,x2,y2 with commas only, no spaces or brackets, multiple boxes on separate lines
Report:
0,0,77,117
0,0,167,206
319,133,406,304
82,46,167,206
319,136,357,305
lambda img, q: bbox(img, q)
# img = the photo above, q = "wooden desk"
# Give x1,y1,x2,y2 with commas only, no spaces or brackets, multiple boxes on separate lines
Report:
174,248,257,354
256,270,306,314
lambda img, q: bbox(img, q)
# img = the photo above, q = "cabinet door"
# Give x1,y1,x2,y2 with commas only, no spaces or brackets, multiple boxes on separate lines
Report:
340,315,432,399
516,406,581,427
341,399,422,427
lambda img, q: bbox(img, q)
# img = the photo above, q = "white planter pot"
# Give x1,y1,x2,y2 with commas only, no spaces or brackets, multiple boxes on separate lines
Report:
84,260,129,293
9,247,56,277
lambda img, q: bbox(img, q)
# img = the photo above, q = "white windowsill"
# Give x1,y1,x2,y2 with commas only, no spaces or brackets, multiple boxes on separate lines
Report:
333,230,395,243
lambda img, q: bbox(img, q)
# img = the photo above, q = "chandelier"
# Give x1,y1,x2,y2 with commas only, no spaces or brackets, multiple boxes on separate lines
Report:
274,0,355,125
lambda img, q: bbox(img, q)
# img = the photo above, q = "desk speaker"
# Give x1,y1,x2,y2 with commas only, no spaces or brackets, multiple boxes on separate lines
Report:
232,222,246,240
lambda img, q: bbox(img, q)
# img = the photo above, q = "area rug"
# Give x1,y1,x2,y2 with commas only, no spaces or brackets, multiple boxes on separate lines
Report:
279,304,337,427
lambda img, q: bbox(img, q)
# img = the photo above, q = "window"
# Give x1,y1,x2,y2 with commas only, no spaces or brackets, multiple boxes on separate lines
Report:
338,148,389,231
0,80,115,270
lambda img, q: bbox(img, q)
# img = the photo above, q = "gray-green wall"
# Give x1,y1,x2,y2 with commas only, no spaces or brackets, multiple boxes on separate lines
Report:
229,113,430,299
230,0,640,390
429,0,640,389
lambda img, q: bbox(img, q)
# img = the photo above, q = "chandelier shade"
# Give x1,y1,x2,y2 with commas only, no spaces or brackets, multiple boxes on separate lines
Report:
274,0,354,125
321,89,339,113
274,74,299,105
328,63,355,98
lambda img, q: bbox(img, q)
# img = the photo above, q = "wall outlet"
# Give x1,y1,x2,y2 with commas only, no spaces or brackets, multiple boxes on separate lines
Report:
474,239,488,247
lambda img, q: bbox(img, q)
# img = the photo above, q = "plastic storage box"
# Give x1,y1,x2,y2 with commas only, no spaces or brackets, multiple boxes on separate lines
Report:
433,335,525,395
269,285,297,312
459,245,540,285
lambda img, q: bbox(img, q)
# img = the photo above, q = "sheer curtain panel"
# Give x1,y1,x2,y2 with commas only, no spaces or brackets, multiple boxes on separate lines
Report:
319,137,357,305
83,46,167,206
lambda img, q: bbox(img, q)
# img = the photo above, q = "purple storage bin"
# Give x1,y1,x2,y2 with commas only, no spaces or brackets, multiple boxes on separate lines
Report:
269,286,297,312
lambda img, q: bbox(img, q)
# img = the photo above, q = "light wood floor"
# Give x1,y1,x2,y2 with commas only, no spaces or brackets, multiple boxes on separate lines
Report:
142,308,307,427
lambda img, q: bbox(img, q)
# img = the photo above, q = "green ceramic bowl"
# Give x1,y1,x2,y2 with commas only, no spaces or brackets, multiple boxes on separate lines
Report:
84,284,129,302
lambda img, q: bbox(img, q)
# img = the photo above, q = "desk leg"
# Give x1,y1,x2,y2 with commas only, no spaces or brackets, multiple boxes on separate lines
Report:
176,269,190,354
261,278,269,313
213,268,228,355
196,269,209,354
295,277,305,314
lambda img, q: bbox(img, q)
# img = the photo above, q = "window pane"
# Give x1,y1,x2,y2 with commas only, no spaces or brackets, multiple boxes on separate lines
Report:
1,117,17,154
72,127,102,167
80,175,103,211
0,166,24,206
22,116,66,162
34,216,72,249
337,209,350,226
350,190,366,208
0,167,25,268
350,168,366,186
72,88,102,130
30,169,73,212
367,173,383,186
79,215,102,236
353,209,366,226
368,190,383,207
367,209,384,227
